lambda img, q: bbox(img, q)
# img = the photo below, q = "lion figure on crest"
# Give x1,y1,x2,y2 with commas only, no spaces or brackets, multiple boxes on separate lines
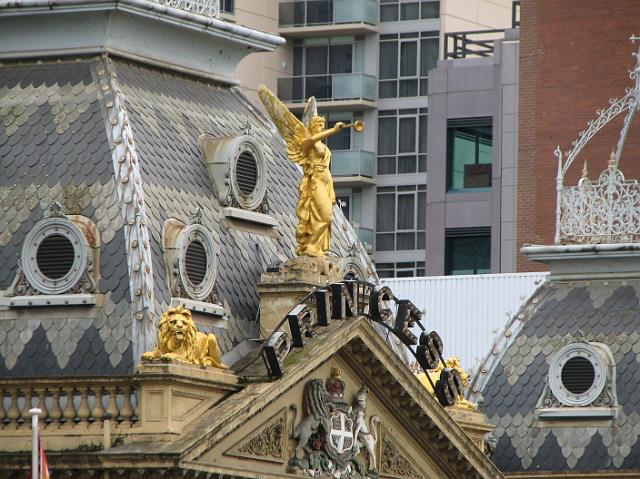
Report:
142,305,227,369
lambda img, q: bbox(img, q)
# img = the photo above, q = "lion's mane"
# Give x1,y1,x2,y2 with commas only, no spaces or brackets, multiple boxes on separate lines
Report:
157,306,197,363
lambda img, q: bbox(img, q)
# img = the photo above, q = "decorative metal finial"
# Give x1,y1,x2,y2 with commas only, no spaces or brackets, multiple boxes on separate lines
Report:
242,120,252,136
190,208,203,225
554,36,640,245
47,201,66,218
582,160,589,178
571,330,586,342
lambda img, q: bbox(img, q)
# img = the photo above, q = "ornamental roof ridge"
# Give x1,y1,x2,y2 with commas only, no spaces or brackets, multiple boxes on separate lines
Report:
554,35,640,245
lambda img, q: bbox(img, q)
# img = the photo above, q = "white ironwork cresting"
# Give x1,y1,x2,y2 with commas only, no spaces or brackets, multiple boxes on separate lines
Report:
154,0,220,18
559,158,640,244
555,35,640,244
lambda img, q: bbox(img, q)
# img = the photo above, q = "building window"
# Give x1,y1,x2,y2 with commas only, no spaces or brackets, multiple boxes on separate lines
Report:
380,1,440,22
377,109,427,174
337,195,351,221
447,118,493,191
445,228,490,275
221,0,234,14
376,185,426,251
379,32,438,98
376,261,425,278
291,37,364,101
336,187,362,227
326,111,364,151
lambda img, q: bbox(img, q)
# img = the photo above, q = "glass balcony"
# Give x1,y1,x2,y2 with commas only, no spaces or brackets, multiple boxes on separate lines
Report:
277,73,376,103
279,0,377,27
331,150,375,177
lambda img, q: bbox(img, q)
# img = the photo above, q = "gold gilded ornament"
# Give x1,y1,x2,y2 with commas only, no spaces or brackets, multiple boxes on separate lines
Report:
258,85,365,257
141,305,227,369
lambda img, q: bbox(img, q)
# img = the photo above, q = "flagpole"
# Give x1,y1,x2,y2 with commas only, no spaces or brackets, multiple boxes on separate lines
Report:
29,408,41,479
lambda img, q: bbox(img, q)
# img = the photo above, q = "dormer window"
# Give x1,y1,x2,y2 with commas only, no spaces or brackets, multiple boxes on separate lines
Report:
163,214,225,318
198,129,276,227
7,203,99,306
230,140,267,212
537,332,616,420
177,223,217,302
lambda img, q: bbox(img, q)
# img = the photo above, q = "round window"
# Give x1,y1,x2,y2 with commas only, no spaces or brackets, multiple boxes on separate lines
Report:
184,240,208,286
549,342,607,407
235,151,258,196
36,234,75,280
22,218,87,294
561,356,595,395
230,138,267,211
178,225,217,301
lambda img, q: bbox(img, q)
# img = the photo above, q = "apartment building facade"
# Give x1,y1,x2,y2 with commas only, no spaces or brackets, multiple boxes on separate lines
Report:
230,0,513,277
426,27,519,275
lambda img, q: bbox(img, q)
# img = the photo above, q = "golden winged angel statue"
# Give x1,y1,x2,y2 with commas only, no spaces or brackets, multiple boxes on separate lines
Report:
258,85,364,257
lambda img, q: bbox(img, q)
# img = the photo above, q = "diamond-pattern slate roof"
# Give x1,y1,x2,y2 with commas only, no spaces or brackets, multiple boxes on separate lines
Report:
474,278,640,472
0,56,368,378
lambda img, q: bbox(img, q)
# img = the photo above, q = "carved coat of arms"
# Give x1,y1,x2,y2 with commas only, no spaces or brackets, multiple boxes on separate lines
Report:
288,368,379,478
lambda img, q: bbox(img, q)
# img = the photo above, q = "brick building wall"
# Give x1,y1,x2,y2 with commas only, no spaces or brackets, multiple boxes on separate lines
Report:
517,0,640,271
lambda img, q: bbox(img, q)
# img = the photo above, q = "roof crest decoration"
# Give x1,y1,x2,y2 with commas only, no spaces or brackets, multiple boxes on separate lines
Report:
155,0,220,18
555,35,640,244
100,58,156,358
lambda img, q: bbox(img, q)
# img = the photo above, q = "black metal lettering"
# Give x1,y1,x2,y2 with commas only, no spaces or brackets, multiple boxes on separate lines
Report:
331,283,346,319
393,300,418,345
343,279,359,316
369,285,395,323
314,289,330,326
287,304,311,348
434,368,463,407
262,331,291,379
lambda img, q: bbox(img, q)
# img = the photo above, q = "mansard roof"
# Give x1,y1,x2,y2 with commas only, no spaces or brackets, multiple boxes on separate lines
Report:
0,56,374,377
471,273,640,474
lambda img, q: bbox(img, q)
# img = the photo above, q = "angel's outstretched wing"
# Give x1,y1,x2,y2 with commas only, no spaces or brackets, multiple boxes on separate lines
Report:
302,96,317,129
258,85,308,165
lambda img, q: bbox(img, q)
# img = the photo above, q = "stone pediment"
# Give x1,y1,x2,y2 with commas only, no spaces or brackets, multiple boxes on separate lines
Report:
107,318,502,479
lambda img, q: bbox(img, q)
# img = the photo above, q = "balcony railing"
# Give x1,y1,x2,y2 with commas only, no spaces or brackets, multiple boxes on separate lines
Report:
331,149,375,177
278,73,376,103
444,29,506,59
279,0,377,27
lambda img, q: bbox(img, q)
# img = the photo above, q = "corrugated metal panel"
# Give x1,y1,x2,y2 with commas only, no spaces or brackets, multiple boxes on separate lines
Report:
382,272,548,372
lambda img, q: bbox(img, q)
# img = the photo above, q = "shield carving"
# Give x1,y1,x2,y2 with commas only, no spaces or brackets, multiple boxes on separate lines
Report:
328,411,354,454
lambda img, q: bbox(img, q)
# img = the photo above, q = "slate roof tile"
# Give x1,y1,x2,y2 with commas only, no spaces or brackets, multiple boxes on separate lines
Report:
479,279,640,473
0,56,369,379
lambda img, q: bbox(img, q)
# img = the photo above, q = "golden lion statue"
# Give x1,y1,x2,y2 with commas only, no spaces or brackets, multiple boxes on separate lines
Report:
141,306,227,369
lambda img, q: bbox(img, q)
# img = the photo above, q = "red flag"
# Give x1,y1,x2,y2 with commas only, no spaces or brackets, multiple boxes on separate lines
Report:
37,436,50,479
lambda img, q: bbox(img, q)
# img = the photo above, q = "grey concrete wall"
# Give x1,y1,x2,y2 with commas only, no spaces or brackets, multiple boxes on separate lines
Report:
425,31,519,275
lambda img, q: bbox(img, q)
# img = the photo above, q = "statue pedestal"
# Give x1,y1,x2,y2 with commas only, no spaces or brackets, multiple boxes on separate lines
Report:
446,406,495,453
136,362,239,434
257,256,343,339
